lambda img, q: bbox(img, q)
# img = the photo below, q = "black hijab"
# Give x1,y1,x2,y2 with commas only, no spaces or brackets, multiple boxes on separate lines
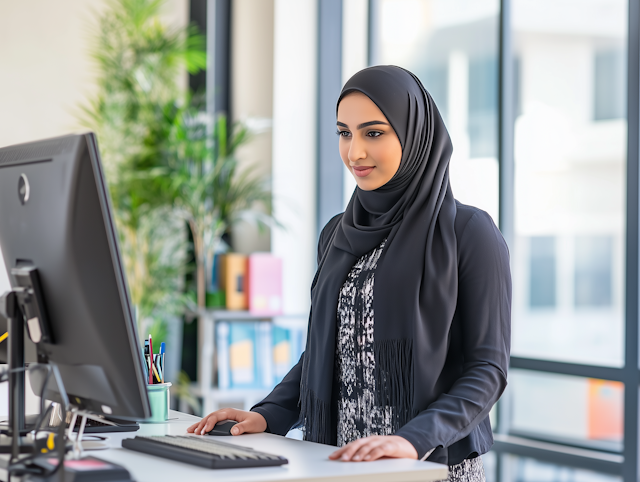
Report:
300,65,458,444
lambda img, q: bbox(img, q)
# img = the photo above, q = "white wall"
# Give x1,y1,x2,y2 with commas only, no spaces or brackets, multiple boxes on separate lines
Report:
0,0,187,148
271,0,318,315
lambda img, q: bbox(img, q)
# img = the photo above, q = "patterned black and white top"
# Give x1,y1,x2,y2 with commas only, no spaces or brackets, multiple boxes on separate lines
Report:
335,239,485,482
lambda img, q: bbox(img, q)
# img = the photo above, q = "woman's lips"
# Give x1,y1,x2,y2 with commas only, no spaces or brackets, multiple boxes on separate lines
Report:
353,166,375,178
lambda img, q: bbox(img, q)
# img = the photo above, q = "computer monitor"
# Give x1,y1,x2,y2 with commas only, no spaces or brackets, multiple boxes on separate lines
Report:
0,133,151,421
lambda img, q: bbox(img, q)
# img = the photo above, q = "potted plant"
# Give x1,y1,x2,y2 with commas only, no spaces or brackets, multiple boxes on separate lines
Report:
163,107,274,310
81,0,206,343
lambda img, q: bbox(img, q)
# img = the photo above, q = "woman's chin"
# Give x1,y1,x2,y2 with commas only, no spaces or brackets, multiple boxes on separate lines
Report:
354,177,386,191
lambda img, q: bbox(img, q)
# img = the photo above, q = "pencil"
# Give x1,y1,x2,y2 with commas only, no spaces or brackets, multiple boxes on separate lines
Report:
155,354,164,383
152,359,161,384
148,335,154,384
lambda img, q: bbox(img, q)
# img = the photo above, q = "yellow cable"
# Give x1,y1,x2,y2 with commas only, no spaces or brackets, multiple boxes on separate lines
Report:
0,332,8,343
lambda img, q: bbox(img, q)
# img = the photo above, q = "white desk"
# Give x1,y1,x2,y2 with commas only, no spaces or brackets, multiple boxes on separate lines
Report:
81,410,447,482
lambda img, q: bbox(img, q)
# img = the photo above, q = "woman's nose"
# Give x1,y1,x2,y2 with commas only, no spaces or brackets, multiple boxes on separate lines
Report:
349,135,366,163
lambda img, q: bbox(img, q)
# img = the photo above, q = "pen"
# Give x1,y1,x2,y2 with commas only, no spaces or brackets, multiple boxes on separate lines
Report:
148,335,154,384
144,340,150,384
156,354,163,383
159,343,166,382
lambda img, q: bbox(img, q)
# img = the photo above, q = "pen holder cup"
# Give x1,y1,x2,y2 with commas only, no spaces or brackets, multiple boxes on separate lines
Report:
145,382,172,423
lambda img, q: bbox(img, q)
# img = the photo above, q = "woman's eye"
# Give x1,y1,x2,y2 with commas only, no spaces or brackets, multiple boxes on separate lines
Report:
337,130,351,137
367,131,382,138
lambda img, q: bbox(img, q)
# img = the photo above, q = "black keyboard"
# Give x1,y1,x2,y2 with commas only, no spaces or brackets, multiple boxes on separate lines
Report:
121,435,289,469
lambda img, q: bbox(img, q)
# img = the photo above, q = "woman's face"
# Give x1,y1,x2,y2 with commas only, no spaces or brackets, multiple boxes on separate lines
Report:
337,91,402,191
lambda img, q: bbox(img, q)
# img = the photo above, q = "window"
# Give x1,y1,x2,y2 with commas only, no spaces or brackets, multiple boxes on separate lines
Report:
529,236,557,308
510,370,623,448
511,0,626,366
594,49,626,121
469,56,498,158
574,236,614,307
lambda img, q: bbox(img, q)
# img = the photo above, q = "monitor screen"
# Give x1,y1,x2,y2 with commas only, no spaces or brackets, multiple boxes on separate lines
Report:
0,133,150,420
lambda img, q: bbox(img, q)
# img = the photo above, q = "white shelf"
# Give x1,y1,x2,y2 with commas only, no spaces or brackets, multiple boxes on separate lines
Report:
190,383,271,410
200,309,273,320
200,309,307,321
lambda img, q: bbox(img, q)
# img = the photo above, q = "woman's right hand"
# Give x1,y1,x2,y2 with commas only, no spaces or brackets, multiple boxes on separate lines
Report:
186,408,268,436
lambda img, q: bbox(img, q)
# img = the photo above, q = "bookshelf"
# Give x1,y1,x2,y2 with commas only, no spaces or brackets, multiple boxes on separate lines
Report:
196,309,307,414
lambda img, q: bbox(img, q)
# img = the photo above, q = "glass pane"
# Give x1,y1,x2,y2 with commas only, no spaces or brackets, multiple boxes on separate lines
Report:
502,455,622,482
510,370,623,450
482,451,497,482
373,0,500,222
511,0,627,366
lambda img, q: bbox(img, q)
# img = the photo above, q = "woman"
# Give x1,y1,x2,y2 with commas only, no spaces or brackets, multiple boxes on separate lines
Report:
188,65,511,480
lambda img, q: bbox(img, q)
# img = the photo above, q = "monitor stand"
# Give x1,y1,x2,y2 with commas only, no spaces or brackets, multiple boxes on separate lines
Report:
0,289,33,459
0,279,134,481
4,410,141,435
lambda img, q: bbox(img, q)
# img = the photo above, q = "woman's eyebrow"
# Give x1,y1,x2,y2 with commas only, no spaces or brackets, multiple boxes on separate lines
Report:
336,120,389,129
357,120,389,129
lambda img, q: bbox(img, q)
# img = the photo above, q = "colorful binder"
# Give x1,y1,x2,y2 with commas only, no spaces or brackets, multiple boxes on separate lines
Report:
228,322,257,387
272,326,292,383
216,320,307,390
247,254,283,315
216,322,230,389
220,254,248,310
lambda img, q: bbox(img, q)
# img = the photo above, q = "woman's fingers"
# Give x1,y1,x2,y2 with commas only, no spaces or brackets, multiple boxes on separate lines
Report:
202,410,230,433
187,420,200,432
363,445,388,461
328,447,344,459
187,409,267,436
196,412,218,434
329,437,377,461
230,419,251,435
230,412,267,435
187,409,233,435
329,436,417,462
337,438,368,460
329,437,403,462
352,439,386,461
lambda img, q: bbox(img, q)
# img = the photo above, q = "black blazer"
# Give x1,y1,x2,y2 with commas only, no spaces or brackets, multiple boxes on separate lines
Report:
252,201,512,465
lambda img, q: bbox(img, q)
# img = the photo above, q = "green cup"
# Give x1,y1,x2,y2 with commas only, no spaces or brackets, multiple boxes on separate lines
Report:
145,382,172,423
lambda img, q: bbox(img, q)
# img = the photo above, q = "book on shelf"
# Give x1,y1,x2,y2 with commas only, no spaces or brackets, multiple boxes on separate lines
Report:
220,254,248,310
209,253,283,313
216,320,306,390
247,253,283,315
216,321,230,389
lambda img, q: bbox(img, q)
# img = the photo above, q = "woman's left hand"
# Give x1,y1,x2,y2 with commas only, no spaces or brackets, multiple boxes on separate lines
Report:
328,435,418,462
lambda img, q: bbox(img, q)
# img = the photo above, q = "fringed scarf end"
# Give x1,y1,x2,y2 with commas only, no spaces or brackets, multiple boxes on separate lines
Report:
299,386,333,445
373,338,414,430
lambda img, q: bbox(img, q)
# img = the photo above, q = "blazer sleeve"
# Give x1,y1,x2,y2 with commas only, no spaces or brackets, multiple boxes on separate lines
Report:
251,354,305,435
394,210,512,458
251,213,344,436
